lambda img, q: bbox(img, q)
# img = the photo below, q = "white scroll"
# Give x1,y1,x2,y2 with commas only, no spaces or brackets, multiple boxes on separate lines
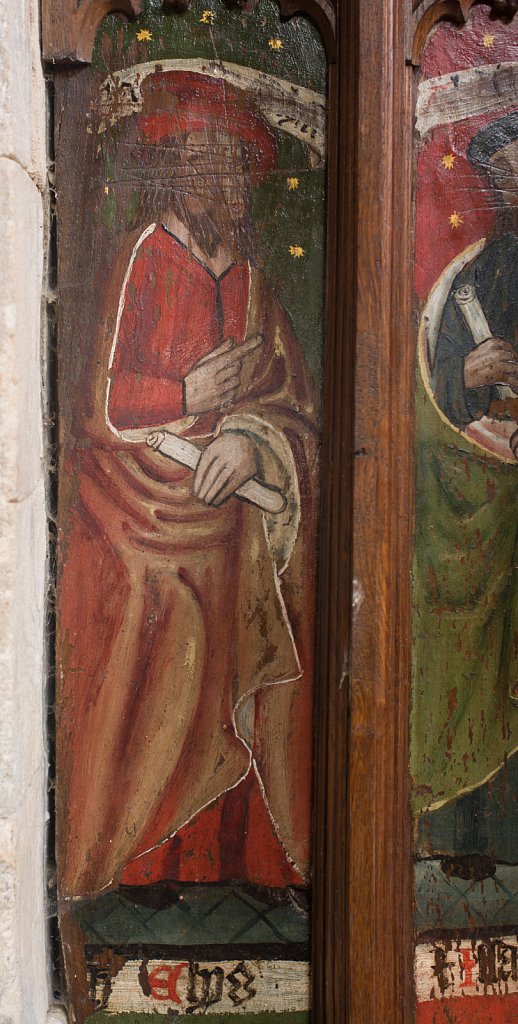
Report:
147,430,286,514
455,283,516,399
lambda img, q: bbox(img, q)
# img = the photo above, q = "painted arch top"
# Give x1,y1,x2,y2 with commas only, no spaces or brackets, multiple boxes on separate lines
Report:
42,0,336,64
411,0,517,64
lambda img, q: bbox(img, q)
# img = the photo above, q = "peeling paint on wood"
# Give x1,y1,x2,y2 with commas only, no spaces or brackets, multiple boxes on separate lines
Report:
416,937,518,1002
88,957,309,1015
412,4,518,1020
53,1,327,1020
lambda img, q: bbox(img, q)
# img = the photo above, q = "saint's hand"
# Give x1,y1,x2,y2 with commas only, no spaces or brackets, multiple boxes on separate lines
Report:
464,337,518,391
193,433,258,507
184,334,262,416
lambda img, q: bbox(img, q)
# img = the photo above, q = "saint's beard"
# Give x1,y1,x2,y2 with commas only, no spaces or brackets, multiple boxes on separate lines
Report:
169,190,255,261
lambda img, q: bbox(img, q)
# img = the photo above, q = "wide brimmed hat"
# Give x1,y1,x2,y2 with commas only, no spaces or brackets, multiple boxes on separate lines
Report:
138,71,278,176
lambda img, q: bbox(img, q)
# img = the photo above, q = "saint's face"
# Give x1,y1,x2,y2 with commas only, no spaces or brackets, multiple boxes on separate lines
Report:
169,129,254,259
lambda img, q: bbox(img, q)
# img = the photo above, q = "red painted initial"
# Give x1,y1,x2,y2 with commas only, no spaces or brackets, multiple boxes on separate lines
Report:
460,947,477,988
148,963,189,1003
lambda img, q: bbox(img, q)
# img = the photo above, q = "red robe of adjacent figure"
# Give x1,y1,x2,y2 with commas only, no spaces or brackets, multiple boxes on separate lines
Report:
57,223,319,900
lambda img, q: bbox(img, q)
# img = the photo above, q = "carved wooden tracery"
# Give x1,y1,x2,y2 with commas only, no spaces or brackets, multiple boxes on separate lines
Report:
163,0,337,60
43,0,336,62
411,0,517,63
43,0,142,63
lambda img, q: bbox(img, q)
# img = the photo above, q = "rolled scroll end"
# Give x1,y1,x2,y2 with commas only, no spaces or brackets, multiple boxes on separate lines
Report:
146,430,165,451
454,284,492,346
454,284,476,305
235,478,287,514
260,488,287,515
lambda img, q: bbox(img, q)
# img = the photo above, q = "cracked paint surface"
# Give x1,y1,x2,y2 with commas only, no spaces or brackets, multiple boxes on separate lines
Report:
413,6,518,1022
55,1,326,1019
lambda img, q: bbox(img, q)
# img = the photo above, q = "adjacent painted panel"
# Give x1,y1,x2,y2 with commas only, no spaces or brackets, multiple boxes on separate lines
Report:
54,1,326,1020
412,6,518,1022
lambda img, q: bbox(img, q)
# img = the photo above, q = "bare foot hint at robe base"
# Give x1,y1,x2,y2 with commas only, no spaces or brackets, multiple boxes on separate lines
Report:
54,3,327,1020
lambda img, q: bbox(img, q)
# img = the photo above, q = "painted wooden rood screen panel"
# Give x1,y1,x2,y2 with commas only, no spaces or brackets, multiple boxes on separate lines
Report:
53,2,327,1021
411,4,518,1022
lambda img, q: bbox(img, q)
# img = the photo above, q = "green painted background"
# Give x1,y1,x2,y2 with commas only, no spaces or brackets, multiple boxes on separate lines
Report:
93,0,327,383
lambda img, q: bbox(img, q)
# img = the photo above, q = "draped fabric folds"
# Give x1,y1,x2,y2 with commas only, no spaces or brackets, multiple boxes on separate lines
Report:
412,236,518,814
57,227,319,901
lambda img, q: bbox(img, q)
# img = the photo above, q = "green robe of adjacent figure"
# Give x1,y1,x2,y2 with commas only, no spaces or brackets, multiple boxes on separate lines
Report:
412,232,518,814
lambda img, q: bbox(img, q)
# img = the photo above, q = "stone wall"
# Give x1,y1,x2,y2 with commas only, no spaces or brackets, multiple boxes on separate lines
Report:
0,1,64,1021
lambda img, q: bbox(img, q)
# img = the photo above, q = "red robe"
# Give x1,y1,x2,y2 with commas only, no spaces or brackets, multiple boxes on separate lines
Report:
57,224,319,900
108,226,252,433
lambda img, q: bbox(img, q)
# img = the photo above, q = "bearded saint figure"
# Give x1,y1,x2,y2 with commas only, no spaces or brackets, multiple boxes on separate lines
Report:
412,111,518,824
57,72,320,902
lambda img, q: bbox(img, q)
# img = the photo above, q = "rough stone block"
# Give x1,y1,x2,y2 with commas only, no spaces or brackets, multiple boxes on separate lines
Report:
0,102,49,1024
0,0,46,185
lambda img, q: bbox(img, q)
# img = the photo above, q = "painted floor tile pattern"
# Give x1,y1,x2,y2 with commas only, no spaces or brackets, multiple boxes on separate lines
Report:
74,885,309,947
416,861,518,933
